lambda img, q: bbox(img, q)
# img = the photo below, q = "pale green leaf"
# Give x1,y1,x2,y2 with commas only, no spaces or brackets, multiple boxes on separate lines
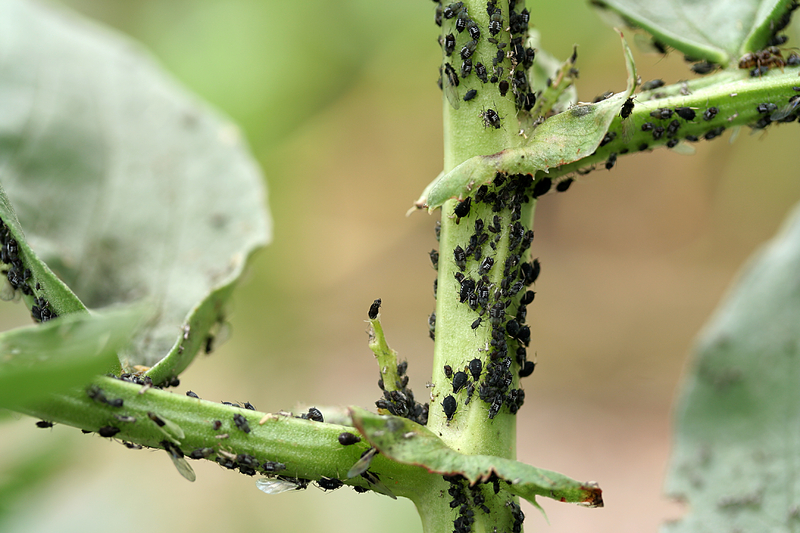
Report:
591,0,796,65
665,201,800,531
414,31,637,212
0,305,148,409
350,407,603,509
0,0,271,382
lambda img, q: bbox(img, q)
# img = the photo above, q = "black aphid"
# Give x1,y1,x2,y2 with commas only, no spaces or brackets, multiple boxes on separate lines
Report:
454,197,472,219
429,249,439,269
98,426,120,438
532,177,552,198
186,391,199,398
556,178,573,192
443,395,457,421
469,358,482,381
454,245,467,271
641,79,664,91
620,97,634,118
233,413,251,434
444,33,456,55
674,107,696,120
519,360,536,378
480,108,502,129
36,420,54,428
318,477,345,491
339,432,361,446
304,407,324,423
650,108,673,120
453,371,468,393
368,298,382,320
463,88,477,101
703,107,719,121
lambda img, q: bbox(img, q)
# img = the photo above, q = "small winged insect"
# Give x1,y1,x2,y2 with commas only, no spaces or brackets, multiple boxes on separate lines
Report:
347,447,378,478
256,477,305,495
162,441,196,482
361,471,397,499
147,412,185,444
620,97,634,118
770,95,800,121
443,63,461,109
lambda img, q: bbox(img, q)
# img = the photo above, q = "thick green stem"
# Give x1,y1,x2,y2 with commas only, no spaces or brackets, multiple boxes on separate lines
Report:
427,2,536,531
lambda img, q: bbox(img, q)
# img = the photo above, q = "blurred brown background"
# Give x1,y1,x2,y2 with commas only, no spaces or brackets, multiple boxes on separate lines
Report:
1,1,798,532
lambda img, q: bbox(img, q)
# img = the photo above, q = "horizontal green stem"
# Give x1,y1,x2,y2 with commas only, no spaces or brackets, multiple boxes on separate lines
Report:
17,376,430,498
541,67,800,180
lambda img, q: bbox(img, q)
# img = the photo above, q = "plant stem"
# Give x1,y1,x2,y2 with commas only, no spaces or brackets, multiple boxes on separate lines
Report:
17,376,429,498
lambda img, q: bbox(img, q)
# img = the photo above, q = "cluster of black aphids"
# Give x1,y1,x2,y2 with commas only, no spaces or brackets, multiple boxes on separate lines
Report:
375,359,429,425
0,217,57,322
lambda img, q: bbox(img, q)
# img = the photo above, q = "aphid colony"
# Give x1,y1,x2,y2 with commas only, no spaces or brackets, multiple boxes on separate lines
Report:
71,379,374,493
444,473,516,532
588,77,800,175
430,172,543,424
0,217,57,322
434,0,536,130
375,358,429,425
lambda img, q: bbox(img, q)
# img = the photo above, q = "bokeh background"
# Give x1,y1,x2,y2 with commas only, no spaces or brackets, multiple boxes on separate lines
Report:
1,1,798,532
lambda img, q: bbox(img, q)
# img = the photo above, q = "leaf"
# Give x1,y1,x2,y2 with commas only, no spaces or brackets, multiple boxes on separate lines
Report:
664,201,800,531
350,407,603,509
413,31,637,212
0,305,148,409
591,0,797,65
0,0,271,382
0,182,88,318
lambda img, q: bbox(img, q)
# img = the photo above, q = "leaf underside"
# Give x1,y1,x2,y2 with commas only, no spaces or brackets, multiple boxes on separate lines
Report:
664,201,800,532
0,0,271,382
350,407,603,509
590,0,796,65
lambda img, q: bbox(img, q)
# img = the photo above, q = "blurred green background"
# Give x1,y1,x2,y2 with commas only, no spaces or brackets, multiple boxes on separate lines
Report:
1,1,798,532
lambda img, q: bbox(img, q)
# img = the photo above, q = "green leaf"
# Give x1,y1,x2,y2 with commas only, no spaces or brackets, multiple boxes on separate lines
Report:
664,201,800,531
350,407,603,509
413,31,637,212
0,0,271,382
591,0,797,64
0,182,88,318
0,305,148,409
